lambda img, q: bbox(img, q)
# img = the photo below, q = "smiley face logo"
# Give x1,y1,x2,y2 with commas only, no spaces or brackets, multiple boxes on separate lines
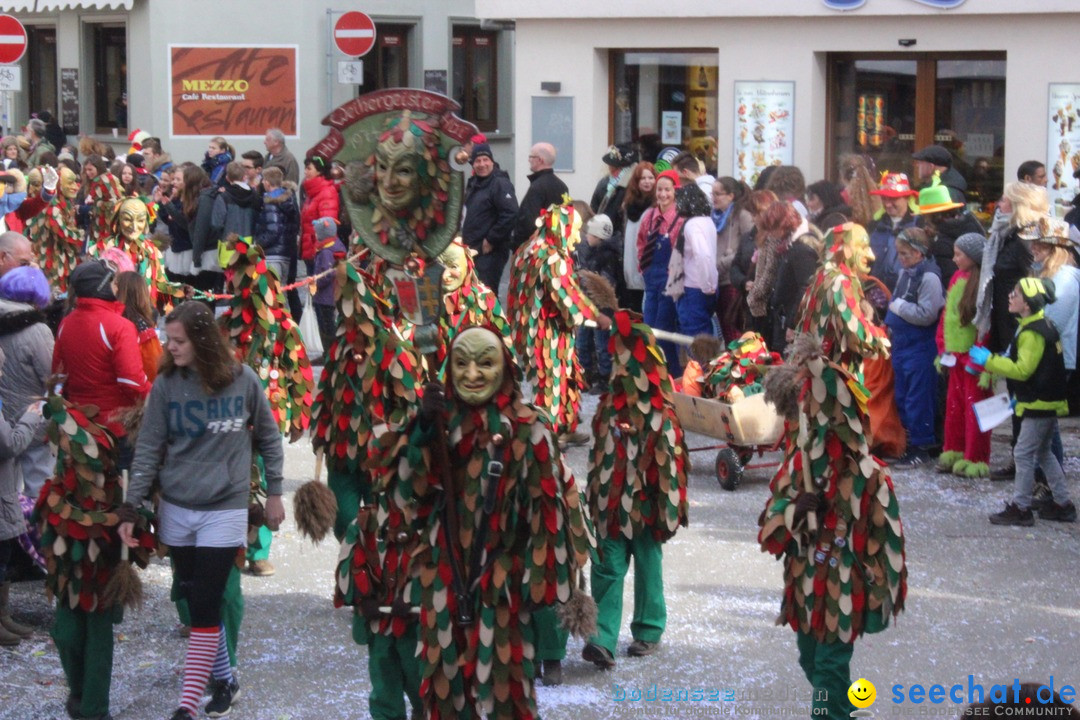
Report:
848,678,877,708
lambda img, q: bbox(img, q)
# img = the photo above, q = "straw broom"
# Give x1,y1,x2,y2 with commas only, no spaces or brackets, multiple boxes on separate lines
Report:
101,470,144,610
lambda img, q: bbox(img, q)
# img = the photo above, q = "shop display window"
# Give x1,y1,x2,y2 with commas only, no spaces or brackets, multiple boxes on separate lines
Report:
829,53,1005,215
611,49,719,171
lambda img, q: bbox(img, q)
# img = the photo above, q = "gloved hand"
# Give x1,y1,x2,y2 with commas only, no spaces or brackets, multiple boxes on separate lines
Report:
968,345,991,366
419,382,446,426
792,492,820,525
42,165,59,192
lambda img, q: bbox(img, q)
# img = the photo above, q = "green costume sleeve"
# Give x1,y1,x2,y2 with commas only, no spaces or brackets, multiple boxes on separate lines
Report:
985,329,1043,382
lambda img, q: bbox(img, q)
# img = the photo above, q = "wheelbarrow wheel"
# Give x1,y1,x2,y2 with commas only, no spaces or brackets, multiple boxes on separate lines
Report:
715,448,742,492
734,446,755,466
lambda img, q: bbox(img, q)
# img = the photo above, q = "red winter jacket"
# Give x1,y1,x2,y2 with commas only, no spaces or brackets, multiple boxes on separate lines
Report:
299,175,340,261
52,298,152,435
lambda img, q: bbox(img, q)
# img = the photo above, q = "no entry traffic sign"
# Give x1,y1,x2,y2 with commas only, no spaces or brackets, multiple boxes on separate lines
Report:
0,15,27,65
334,12,376,58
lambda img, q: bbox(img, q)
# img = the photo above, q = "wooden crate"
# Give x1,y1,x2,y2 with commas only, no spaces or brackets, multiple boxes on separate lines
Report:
671,392,784,447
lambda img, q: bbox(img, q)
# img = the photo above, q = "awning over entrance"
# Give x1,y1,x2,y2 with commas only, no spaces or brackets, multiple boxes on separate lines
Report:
1,0,134,10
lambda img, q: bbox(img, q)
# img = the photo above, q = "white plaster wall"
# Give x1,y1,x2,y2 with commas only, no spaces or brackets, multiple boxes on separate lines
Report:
507,12,1076,202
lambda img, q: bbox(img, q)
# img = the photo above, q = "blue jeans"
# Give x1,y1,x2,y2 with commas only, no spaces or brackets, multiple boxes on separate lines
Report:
676,288,716,339
642,289,681,378
578,325,611,381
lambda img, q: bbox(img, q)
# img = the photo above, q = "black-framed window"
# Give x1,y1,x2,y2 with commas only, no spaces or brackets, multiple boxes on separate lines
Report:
91,23,126,132
452,26,497,132
27,26,57,124
360,23,410,92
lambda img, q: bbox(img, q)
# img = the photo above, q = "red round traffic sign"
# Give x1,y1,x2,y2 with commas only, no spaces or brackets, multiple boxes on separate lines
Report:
334,12,376,58
0,14,27,65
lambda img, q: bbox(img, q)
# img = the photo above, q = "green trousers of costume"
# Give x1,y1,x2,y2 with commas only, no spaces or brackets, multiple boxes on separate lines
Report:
51,603,122,718
173,563,244,666
530,606,569,662
247,455,272,562
364,624,422,720
328,467,373,542
588,533,665,654
796,631,856,720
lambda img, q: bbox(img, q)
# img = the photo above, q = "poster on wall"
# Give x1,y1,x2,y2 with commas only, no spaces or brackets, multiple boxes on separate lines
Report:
169,45,298,138
1047,83,1080,218
732,81,794,186
661,111,682,145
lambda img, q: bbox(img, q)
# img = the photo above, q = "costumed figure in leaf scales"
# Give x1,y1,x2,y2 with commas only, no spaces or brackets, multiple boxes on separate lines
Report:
85,168,126,257
26,166,81,293
506,202,610,445
370,326,591,720
33,387,156,720
310,258,421,541
794,223,890,381
758,334,907,720
581,310,689,669
436,237,511,368
220,236,313,573
95,197,182,308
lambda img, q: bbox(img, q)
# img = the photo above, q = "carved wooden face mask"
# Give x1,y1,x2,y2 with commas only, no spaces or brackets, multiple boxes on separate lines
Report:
437,241,468,293
450,327,505,406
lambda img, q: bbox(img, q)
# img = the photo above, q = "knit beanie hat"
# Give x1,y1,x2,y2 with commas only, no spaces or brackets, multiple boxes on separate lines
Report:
656,169,681,189
585,214,613,240
470,143,494,163
69,259,116,301
1017,276,1056,311
953,232,985,266
313,217,337,242
0,265,51,308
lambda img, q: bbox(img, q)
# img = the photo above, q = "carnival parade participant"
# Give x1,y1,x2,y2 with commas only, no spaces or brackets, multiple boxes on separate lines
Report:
507,202,610,447
759,335,907,720
582,310,689,669
369,326,591,720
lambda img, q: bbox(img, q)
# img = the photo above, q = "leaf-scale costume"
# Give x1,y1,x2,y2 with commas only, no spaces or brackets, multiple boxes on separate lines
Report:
370,329,591,720
506,203,598,435
219,238,314,437
758,337,906,719
85,172,126,257
311,260,420,538
26,193,82,293
587,311,689,543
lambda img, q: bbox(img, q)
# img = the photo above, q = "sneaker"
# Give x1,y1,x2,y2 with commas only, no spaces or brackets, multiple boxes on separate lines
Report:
169,710,195,720
627,639,660,657
989,462,1016,481
582,642,616,669
205,677,240,717
892,447,931,470
1031,479,1053,512
1038,501,1078,523
988,502,1034,527
248,560,275,577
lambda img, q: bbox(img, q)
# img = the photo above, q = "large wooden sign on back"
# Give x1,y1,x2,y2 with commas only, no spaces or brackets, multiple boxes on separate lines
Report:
310,89,477,266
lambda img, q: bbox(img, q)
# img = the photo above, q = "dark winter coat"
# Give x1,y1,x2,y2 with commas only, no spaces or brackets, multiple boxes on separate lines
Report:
987,226,1034,354
868,212,919,294
254,184,299,259
462,171,518,253
576,232,624,306
939,167,968,204
201,151,232,187
157,197,192,253
212,183,260,240
513,168,568,248
190,186,222,264
0,299,52,426
590,174,628,237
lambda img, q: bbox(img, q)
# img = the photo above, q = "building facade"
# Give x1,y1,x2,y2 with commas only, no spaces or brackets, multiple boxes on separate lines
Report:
477,0,1080,215
0,0,517,172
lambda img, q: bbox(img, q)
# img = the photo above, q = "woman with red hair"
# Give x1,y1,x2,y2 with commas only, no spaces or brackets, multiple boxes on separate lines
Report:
636,169,684,375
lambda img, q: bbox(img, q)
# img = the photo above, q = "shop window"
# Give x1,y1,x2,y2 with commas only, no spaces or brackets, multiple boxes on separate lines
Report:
829,53,1005,212
27,26,57,125
611,50,719,172
452,27,497,132
90,23,126,133
361,23,410,92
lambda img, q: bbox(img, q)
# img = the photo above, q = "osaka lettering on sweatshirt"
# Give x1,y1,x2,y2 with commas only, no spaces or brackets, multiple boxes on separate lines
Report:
128,364,284,512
